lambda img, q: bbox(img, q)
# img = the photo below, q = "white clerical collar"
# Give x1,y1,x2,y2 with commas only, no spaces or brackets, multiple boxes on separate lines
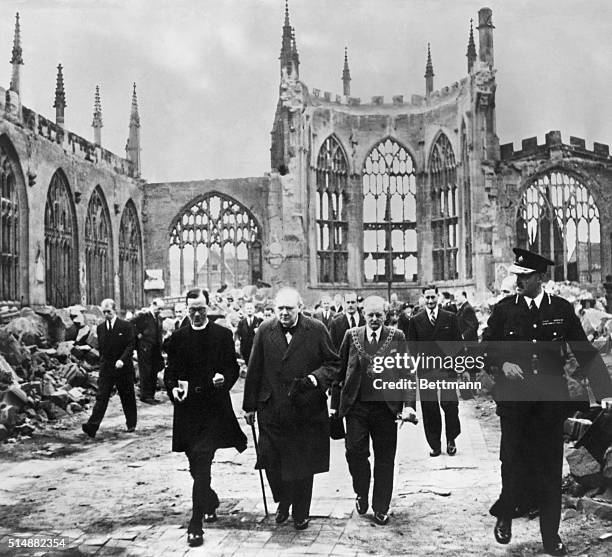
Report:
365,325,381,342
191,319,209,331
523,290,544,309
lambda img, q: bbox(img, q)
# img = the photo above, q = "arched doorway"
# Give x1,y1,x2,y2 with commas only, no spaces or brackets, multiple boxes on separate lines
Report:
168,193,262,296
85,187,113,304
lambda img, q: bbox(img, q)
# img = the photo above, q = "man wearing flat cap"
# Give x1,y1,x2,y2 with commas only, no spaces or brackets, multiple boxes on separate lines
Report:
483,248,612,556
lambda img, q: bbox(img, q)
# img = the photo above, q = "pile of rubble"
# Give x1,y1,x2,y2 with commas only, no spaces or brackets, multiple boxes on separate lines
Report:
564,406,612,519
0,306,102,443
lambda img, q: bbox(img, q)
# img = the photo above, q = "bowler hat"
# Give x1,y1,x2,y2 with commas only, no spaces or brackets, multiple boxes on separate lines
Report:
508,248,555,274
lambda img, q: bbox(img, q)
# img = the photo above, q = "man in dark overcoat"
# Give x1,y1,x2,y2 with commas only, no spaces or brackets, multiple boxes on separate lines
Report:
329,292,365,350
243,287,340,530
484,248,612,556
455,291,479,342
407,285,463,457
331,295,417,525
314,296,336,330
132,297,165,403
82,298,136,438
164,289,247,547
235,301,262,364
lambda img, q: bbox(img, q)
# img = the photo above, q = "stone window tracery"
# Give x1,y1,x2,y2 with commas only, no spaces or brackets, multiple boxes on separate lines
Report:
169,193,262,296
0,146,19,301
517,172,601,283
461,124,472,279
362,138,417,283
85,187,113,305
315,136,348,283
430,134,458,281
119,200,143,310
45,171,78,307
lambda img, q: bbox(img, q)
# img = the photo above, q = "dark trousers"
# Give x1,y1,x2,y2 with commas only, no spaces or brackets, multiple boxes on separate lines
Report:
137,345,159,400
418,375,460,451
265,465,313,522
345,401,397,514
489,405,564,546
86,369,137,432
185,442,219,529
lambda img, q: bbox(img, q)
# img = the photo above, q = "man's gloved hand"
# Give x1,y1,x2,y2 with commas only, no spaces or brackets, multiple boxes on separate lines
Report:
172,380,188,403
244,411,256,426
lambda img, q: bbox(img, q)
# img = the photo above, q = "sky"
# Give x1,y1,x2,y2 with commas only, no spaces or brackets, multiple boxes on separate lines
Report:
0,0,610,183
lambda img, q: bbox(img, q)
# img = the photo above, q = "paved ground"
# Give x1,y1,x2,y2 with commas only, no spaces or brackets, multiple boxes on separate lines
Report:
0,382,611,556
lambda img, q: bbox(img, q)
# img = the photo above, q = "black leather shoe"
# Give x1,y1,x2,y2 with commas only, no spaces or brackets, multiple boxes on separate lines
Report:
543,538,567,556
81,423,96,438
126,426,136,432
203,511,217,523
187,531,203,547
429,449,441,457
355,495,368,515
494,516,512,544
275,503,290,524
373,511,389,525
447,441,457,456
294,518,310,530
141,398,160,405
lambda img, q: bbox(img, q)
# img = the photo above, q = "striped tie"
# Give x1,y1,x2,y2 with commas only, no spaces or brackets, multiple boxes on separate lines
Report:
429,311,436,327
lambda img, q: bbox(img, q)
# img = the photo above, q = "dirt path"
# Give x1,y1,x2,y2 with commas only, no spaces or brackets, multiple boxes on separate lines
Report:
0,383,611,556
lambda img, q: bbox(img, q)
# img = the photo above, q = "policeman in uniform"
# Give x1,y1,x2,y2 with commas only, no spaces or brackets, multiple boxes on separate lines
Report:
484,248,612,556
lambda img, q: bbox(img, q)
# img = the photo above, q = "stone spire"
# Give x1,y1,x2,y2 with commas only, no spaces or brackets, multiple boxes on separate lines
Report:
9,13,23,94
477,7,495,68
467,18,477,73
53,64,66,128
92,85,103,146
425,43,434,96
126,83,141,176
342,47,351,96
279,0,298,79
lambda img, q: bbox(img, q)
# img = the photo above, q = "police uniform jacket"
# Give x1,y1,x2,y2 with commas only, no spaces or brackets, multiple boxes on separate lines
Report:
483,293,612,416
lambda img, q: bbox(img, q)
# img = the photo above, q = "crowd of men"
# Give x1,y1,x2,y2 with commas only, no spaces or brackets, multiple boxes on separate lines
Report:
76,247,612,556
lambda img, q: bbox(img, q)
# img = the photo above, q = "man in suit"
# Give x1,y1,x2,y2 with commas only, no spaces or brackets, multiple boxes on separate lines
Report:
484,248,612,556
407,285,463,457
164,289,247,547
243,287,340,530
132,298,165,404
455,291,479,342
314,296,336,330
330,292,365,350
235,302,262,364
82,299,137,438
331,296,417,525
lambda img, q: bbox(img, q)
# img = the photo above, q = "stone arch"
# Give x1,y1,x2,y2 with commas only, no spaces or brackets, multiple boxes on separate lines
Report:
45,169,79,307
361,137,418,283
428,132,458,280
84,186,113,305
0,134,28,303
168,192,262,296
119,199,143,310
314,134,350,283
516,166,602,283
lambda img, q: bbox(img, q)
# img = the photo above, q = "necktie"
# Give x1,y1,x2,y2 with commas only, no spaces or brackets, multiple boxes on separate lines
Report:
529,300,539,320
107,321,112,332
429,311,436,327
349,315,355,329
370,332,377,345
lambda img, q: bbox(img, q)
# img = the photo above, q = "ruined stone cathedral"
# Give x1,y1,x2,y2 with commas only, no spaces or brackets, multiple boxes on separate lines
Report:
2,5,612,310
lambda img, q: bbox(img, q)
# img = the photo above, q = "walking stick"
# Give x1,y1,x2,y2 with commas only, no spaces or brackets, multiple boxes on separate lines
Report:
250,421,269,517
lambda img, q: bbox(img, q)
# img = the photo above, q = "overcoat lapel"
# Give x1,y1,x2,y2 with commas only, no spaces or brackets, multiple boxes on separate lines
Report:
283,317,308,361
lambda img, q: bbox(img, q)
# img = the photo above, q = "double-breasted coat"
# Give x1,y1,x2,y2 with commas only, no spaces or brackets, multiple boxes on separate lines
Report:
242,314,340,481
164,322,247,453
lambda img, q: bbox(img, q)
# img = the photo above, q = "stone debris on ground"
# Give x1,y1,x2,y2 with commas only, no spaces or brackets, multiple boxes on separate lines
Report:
0,305,103,441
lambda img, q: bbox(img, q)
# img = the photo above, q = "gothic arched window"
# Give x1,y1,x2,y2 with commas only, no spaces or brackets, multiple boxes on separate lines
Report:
461,123,472,279
362,138,417,283
430,134,458,281
516,171,601,283
85,187,113,305
119,200,143,310
315,136,348,283
169,193,262,296
45,171,78,307
0,145,19,301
